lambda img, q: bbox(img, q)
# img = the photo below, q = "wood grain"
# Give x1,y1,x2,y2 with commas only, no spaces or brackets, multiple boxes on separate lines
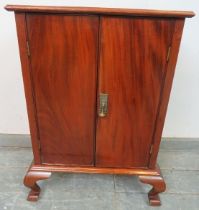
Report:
15,13,41,164
96,17,175,168
149,19,185,168
7,6,194,204
24,161,163,203
31,162,161,176
26,14,99,166
24,164,51,201
139,165,166,206
5,5,195,18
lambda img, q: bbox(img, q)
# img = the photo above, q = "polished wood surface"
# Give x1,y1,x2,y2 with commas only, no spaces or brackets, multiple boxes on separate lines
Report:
26,161,161,201
5,5,195,18
32,163,159,175
26,14,99,165
149,20,185,168
139,165,166,206
14,13,41,164
96,17,175,168
6,5,194,205
24,165,51,201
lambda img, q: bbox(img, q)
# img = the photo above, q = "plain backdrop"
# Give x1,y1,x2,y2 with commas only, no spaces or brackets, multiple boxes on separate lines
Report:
0,0,199,137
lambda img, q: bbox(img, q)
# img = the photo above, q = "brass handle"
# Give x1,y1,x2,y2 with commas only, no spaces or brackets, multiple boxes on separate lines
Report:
98,93,108,117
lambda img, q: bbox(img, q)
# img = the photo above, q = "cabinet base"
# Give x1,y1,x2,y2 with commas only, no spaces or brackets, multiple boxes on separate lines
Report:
23,165,51,201
24,162,166,205
139,166,166,206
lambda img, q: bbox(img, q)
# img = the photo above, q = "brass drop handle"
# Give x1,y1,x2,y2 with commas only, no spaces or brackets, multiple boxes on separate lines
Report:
98,93,108,117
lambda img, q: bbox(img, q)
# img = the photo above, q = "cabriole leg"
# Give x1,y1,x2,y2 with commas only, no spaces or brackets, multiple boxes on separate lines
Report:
23,168,51,201
139,169,166,206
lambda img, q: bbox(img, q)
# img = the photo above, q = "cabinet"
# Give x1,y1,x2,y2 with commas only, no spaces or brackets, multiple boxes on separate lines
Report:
5,5,194,206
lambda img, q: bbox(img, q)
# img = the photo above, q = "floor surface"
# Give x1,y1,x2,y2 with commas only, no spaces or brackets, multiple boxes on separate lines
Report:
0,135,199,210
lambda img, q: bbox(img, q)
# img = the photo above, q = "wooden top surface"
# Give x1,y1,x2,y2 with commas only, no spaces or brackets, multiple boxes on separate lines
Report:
5,5,195,18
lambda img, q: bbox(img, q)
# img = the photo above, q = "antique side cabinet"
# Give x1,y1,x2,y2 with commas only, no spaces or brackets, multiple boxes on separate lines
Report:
5,5,195,206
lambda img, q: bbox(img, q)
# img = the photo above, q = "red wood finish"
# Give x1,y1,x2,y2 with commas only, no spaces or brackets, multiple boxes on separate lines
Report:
14,13,41,164
26,14,99,165
32,164,160,175
24,165,51,201
6,5,194,205
5,5,195,18
25,162,162,202
96,17,175,168
149,20,185,168
139,165,166,206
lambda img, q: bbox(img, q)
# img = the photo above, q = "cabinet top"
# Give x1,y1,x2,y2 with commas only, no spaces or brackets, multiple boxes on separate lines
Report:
5,5,195,18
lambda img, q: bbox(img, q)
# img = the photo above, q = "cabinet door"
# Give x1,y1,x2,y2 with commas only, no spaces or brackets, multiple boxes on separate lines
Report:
96,17,175,168
26,14,99,166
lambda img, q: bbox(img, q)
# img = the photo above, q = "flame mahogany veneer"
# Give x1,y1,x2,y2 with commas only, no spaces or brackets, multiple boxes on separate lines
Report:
5,5,194,206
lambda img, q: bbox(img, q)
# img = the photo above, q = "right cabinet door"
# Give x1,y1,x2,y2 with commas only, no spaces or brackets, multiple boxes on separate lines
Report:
96,17,175,168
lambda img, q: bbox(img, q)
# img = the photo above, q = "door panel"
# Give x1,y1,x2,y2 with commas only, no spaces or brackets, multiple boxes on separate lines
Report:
27,14,99,165
96,17,175,168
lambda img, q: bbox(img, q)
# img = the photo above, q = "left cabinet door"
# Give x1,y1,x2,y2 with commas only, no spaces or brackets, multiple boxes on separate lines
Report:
26,14,99,166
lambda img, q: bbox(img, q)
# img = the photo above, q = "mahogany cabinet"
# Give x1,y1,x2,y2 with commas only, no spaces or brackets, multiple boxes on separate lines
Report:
5,5,194,206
